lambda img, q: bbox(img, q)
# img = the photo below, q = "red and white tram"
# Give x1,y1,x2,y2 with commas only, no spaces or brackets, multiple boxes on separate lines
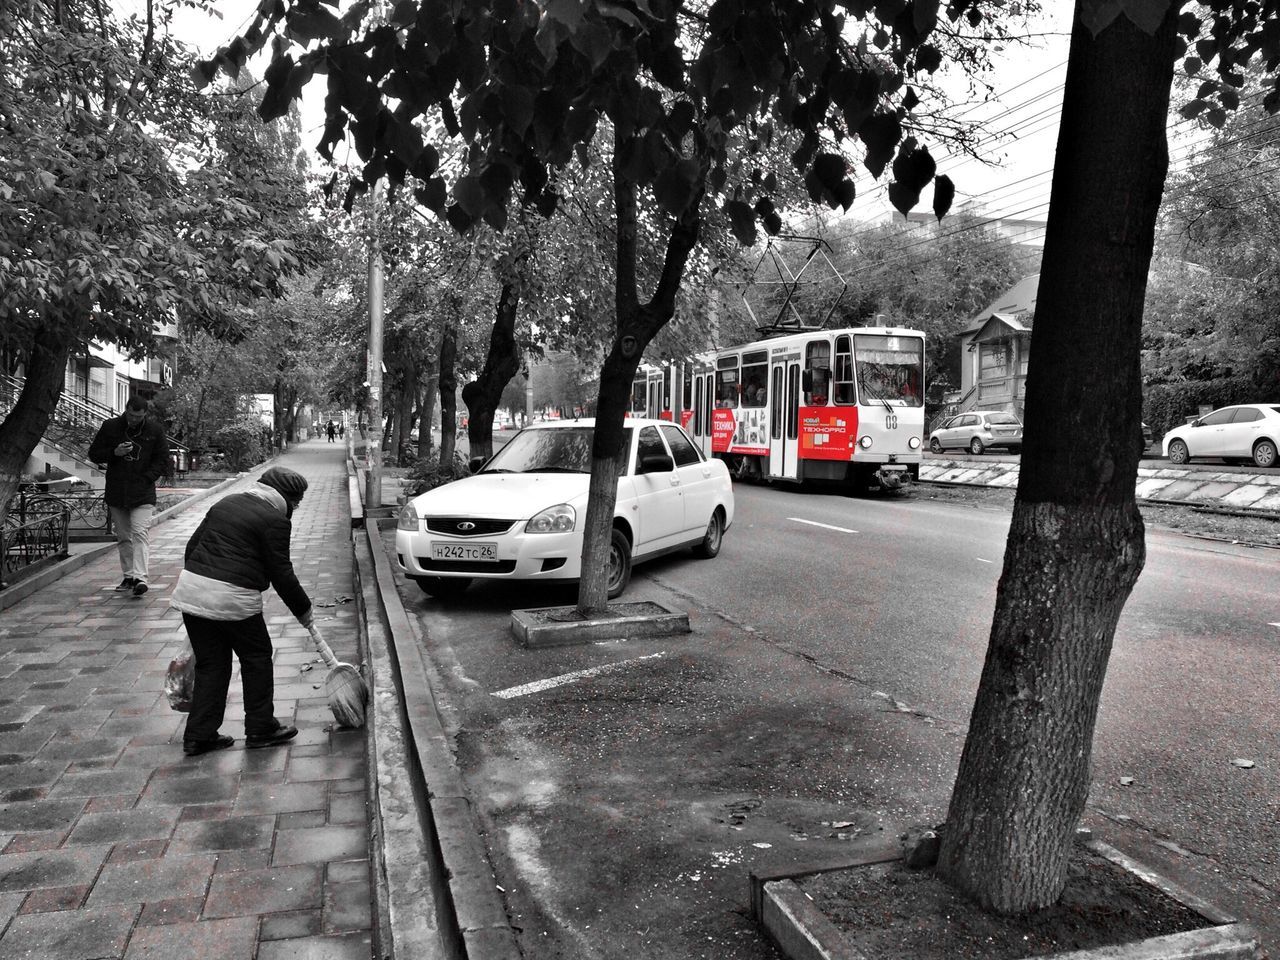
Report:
631,327,925,490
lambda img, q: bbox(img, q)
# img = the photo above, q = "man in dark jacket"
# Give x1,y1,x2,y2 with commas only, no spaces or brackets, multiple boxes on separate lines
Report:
169,466,314,756
87,396,169,597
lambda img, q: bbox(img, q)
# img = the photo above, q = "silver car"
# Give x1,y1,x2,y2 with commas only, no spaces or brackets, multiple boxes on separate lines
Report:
1162,404,1280,468
929,411,1023,455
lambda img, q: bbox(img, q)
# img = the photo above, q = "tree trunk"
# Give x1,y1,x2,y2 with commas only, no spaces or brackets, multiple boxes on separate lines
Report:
0,329,73,519
461,279,522,463
418,365,438,460
936,4,1176,914
439,325,458,465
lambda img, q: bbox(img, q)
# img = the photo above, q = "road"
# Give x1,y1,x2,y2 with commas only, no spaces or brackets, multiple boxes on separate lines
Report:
388,480,1280,959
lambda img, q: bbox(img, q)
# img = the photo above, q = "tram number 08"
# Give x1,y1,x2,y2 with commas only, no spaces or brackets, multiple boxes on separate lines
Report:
885,414,898,430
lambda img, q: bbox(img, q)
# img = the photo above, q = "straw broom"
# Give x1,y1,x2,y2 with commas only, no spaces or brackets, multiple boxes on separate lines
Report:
308,625,368,728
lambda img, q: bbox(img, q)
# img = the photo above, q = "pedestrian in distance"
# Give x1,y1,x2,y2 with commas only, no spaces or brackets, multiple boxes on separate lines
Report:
88,395,168,597
326,420,336,442
337,422,344,439
169,466,314,757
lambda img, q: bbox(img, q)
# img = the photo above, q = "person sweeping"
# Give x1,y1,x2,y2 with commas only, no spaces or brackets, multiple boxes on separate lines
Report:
169,466,314,757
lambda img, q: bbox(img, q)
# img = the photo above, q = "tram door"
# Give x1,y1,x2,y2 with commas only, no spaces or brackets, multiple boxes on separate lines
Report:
691,370,714,457
769,358,801,479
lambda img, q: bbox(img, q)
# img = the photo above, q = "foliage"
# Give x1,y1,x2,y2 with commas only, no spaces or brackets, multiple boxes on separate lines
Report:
403,449,472,497
210,416,271,472
1142,375,1260,437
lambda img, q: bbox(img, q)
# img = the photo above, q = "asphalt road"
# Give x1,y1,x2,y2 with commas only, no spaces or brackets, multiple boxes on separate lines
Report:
389,481,1280,959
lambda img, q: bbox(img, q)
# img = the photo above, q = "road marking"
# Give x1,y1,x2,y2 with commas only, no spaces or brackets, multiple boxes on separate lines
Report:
1269,622,1280,629
490,652,669,700
789,517,858,534
975,557,993,563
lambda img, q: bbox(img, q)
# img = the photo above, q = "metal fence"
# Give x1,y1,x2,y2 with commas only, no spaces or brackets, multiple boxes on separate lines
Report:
1,504,70,589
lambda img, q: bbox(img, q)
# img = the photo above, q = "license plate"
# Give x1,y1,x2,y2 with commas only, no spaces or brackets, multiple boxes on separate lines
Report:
430,541,498,561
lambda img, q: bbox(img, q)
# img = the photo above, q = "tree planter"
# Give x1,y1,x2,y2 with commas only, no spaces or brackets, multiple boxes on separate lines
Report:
749,834,1261,960
510,600,690,648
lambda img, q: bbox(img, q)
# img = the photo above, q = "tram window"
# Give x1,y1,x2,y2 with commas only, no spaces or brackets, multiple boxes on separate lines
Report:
662,369,671,411
741,350,767,407
715,356,739,409
834,335,855,404
854,334,924,408
786,365,800,440
771,366,783,439
631,377,647,415
805,341,831,405
682,365,693,411
693,377,703,434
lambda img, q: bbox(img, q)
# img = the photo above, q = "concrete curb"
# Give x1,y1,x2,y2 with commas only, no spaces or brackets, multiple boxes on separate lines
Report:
0,474,241,612
511,600,692,647
359,518,520,960
748,836,1262,960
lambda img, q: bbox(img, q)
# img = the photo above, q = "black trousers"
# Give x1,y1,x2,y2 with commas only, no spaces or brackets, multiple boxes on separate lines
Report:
182,612,279,741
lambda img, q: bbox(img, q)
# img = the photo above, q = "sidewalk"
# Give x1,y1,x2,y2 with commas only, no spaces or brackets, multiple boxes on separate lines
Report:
0,440,372,960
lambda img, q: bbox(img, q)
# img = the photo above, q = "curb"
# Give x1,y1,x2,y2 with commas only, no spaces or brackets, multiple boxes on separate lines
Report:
358,518,520,960
511,600,692,647
0,474,241,612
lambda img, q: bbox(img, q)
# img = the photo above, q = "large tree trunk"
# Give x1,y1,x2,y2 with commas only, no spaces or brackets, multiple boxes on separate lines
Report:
418,363,439,460
461,279,522,463
936,4,1177,914
438,325,459,465
0,329,74,519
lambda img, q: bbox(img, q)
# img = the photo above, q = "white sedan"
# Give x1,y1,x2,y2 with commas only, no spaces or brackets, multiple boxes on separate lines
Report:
395,418,734,600
1162,403,1280,468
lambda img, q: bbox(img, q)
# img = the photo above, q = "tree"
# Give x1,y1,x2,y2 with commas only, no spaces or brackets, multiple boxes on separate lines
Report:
199,0,1280,925
0,0,314,514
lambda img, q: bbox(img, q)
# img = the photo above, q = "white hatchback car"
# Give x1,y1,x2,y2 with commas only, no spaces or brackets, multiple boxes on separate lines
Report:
1162,403,1280,468
928,410,1023,454
395,418,734,600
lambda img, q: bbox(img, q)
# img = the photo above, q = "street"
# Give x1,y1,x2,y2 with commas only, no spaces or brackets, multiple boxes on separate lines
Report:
388,481,1280,959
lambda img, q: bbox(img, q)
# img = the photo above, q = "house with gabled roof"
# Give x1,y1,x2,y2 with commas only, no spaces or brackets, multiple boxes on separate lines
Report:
947,273,1039,422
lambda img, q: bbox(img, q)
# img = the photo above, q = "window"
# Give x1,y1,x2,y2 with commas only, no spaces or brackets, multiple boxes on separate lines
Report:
662,369,671,411
854,334,923,408
771,365,784,439
682,365,693,411
979,340,1011,378
740,350,768,407
805,340,831,404
715,356,739,408
834,335,855,404
636,426,668,472
693,376,704,434
1199,408,1237,426
631,377,647,415
985,413,1020,425
786,365,800,439
661,425,702,466
1232,408,1262,423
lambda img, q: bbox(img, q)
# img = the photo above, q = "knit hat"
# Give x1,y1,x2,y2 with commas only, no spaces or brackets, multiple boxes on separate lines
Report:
258,466,308,498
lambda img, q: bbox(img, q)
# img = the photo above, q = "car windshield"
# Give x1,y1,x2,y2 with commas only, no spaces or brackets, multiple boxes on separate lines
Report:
479,426,631,474
986,413,1020,425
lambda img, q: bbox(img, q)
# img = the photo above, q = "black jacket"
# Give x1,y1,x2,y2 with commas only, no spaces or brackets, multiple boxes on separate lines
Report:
87,415,169,509
182,489,311,620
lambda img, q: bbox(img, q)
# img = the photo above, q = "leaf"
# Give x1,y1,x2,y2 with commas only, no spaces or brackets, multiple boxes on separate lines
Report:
414,177,447,213
932,174,954,220
543,0,585,29
913,0,939,35
1121,0,1173,34
1183,56,1201,76
390,0,417,28
859,113,901,179
914,44,942,74
724,200,757,246
452,176,485,217
285,4,341,44
1080,0,1123,37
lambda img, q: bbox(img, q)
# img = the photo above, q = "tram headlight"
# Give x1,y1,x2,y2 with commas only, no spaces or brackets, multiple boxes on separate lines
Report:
908,437,921,450
858,436,873,449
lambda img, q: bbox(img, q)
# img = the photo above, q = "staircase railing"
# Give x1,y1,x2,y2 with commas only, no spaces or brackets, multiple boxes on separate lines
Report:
1,372,114,468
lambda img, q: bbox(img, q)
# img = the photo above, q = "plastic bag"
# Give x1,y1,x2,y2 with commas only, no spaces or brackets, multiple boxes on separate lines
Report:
165,651,196,712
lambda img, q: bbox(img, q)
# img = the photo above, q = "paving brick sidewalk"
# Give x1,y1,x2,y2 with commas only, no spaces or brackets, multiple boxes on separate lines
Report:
0,440,372,960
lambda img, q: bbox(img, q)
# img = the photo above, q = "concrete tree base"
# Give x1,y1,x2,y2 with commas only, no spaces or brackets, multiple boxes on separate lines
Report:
510,600,691,647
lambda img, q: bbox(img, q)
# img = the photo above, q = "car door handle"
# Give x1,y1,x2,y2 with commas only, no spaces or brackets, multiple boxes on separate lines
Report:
669,477,681,486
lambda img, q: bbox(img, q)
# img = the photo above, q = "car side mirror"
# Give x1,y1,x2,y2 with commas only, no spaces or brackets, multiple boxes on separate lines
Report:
640,453,674,474
467,456,487,473
1190,419,1202,428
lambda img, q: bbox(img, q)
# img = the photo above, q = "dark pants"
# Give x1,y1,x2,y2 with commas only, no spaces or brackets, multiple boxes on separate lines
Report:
182,612,279,741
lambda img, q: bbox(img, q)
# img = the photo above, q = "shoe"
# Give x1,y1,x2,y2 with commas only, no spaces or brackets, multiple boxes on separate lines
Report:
246,725,298,749
183,735,234,757
115,577,137,591
132,581,149,597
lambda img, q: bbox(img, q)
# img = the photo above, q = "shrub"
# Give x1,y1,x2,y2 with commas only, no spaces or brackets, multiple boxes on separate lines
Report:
404,450,471,497
211,417,271,472
1143,375,1258,438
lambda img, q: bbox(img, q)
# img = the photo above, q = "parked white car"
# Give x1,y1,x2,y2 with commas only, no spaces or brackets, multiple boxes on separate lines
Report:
1162,404,1280,468
395,418,734,600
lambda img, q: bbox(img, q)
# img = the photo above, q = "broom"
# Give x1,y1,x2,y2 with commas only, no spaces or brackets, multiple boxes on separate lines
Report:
308,625,368,728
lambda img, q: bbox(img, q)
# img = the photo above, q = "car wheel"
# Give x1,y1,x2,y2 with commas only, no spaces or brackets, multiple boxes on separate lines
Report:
414,576,472,601
692,510,723,559
1167,439,1190,465
606,528,632,600
929,437,943,454
1253,439,1278,469
969,437,985,455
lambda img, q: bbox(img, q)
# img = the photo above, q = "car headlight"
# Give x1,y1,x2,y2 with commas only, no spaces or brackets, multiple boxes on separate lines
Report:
526,504,575,534
858,436,872,449
396,501,420,532
908,437,921,449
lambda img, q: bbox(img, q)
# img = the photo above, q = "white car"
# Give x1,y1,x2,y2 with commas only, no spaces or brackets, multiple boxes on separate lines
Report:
394,418,734,600
1162,403,1280,468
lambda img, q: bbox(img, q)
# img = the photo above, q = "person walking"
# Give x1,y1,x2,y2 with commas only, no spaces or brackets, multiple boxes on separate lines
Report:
169,466,314,756
326,420,336,442
88,395,169,597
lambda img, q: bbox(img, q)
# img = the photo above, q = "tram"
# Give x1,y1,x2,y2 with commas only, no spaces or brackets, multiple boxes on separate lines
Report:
630,326,925,490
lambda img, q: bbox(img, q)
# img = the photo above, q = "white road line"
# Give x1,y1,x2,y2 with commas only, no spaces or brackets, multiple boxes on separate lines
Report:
975,557,994,563
1269,622,1280,629
491,652,669,700
789,517,858,534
